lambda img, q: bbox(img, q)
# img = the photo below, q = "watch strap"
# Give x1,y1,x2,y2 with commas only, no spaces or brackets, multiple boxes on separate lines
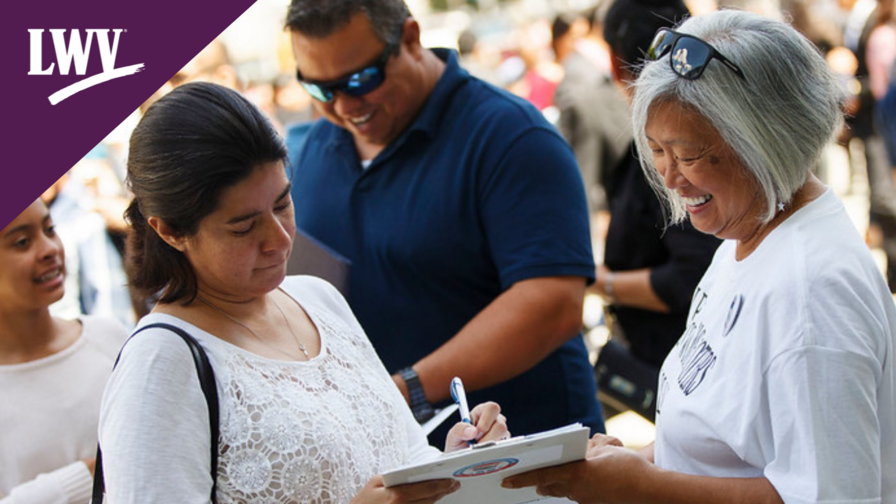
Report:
399,366,435,423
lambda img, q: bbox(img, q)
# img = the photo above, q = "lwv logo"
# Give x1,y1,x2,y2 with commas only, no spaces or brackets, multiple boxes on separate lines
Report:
28,29,145,105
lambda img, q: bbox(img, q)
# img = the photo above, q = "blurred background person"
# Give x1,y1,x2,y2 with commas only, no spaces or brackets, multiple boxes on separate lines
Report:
842,0,896,292
551,8,631,249
589,0,721,422
507,17,565,115
0,199,128,504
457,27,503,86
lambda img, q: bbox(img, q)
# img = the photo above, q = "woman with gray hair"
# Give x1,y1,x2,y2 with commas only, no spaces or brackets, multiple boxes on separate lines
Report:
503,10,896,503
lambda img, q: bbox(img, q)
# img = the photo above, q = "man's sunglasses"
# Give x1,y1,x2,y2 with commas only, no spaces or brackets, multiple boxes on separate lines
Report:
647,28,746,81
296,40,399,103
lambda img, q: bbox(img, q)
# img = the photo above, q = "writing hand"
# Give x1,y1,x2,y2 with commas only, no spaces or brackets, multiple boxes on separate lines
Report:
444,401,508,452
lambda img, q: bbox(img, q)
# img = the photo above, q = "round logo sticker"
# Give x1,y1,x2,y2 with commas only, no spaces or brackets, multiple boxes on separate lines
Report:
453,458,519,478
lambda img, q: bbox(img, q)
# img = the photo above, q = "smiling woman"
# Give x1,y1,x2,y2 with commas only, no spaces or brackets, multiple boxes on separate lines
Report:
503,10,896,504
643,100,768,253
0,199,128,504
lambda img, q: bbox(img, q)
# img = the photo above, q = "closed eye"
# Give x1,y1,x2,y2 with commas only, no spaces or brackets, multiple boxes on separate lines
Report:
675,154,701,164
233,223,255,236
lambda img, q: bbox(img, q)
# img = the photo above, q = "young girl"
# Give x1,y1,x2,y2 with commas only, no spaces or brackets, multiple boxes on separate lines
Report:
98,81,508,504
0,199,128,504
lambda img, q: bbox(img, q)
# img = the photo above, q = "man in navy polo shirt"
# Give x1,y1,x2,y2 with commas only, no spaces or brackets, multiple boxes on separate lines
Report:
285,0,604,441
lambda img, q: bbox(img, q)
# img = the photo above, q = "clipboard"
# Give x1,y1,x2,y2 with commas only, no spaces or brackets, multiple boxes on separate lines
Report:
286,228,351,295
382,424,589,504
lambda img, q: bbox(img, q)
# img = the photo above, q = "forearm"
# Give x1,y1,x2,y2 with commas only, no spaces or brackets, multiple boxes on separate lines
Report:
640,469,783,504
399,276,586,404
591,265,670,313
637,442,655,463
0,461,93,504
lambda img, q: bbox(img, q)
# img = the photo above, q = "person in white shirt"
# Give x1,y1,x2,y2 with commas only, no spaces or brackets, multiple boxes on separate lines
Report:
98,81,508,504
0,199,128,504
503,10,896,504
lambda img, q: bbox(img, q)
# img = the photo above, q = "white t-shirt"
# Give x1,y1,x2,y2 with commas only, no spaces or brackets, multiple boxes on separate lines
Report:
655,189,896,504
0,316,128,504
99,276,440,504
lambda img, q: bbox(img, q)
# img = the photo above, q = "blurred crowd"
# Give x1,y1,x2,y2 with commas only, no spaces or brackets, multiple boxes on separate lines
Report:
48,0,896,330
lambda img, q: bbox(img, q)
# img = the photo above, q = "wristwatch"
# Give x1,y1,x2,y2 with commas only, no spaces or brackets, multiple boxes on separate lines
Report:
398,366,435,423
604,271,616,302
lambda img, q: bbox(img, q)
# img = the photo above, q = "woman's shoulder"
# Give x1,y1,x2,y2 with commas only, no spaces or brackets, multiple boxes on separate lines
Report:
112,313,210,378
281,275,346,309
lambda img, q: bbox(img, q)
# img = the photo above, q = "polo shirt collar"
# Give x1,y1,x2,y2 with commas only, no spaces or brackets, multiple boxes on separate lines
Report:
404,48,468,139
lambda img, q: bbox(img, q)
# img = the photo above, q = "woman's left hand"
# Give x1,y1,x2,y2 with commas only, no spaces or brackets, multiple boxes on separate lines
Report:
444,401,509,452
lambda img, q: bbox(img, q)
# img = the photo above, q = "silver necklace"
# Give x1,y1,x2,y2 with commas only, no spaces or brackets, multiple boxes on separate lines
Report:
196,294,310,360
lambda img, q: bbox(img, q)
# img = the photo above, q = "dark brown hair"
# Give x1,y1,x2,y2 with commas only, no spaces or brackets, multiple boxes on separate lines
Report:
125,82,287,304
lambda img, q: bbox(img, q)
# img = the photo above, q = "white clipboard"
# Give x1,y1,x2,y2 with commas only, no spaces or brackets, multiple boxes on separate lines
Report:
382,423,589,504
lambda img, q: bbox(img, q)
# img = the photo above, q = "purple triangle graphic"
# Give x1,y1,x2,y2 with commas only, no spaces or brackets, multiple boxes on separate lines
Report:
2,0,258,229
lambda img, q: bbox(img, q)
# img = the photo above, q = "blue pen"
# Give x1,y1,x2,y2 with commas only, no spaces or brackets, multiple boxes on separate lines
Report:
450,376,475,445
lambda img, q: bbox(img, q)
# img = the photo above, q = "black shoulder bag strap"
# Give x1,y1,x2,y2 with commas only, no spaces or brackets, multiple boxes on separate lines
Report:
91,322,220,504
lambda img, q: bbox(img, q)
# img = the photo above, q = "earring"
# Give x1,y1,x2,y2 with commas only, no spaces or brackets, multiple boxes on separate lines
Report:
777,201,785,212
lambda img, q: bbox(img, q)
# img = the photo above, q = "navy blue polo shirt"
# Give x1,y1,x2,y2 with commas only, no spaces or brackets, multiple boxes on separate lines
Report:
289,49,603,437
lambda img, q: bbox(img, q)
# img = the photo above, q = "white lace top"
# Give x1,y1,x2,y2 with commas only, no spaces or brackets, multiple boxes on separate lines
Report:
99,276,439,504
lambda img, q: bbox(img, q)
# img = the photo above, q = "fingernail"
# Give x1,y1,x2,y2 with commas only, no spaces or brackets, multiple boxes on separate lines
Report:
501,479,516,488
450,481,461,492
464,426,478,438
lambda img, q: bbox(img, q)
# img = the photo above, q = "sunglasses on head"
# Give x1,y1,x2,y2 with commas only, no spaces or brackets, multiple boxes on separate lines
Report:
296,40,399,103
647,28,746,81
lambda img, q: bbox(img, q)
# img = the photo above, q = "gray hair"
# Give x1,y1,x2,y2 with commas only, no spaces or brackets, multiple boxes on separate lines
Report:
284,0,409,47
631,10,845,224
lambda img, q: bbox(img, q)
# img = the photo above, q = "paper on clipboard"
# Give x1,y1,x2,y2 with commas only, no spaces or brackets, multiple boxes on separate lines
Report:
382,423,589,504
422,404,459,436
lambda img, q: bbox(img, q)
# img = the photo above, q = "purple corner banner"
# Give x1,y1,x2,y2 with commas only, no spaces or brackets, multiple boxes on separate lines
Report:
1,0,258,230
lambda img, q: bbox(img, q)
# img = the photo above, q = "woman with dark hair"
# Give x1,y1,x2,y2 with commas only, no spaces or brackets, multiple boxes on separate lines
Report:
0,199,127,504
98,82,508,504
504,10,895,503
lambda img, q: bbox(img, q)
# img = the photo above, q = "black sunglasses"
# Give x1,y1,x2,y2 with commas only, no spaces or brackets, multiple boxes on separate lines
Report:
296,40,399,103
647,28,746,81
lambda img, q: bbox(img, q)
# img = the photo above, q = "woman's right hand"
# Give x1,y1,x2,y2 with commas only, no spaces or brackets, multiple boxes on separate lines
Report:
351,474,459,504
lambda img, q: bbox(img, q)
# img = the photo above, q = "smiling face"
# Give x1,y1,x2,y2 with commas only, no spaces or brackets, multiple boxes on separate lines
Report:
291,13,424,160
645,100,766,243
168,161,295,302
0,200,66,312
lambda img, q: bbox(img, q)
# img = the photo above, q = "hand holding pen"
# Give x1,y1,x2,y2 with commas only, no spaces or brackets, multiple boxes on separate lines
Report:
444,376,511,452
